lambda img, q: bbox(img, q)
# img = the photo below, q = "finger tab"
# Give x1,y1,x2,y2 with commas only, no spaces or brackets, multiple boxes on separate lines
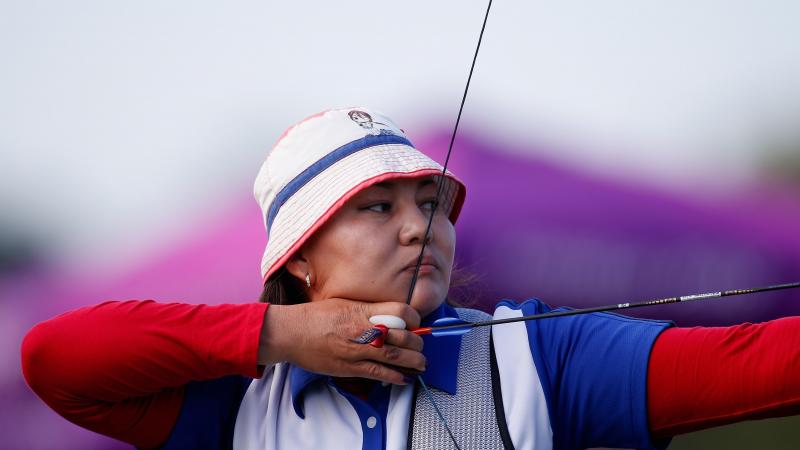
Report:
369,315,407,329
369,324,389,348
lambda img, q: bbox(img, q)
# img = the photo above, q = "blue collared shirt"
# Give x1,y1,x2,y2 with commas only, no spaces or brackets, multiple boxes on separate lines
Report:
159,299,671,450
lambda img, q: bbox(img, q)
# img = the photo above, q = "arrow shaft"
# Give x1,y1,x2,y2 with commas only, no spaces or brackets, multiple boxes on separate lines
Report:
414,281,800,334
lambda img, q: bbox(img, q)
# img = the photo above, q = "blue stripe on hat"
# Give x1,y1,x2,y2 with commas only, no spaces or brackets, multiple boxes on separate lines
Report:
267,133,414,231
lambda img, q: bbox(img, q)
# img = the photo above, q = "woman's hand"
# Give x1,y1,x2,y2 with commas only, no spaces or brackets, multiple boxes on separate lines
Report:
258,299,425,385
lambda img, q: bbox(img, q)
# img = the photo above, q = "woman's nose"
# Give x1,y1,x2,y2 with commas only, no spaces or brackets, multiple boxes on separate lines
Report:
398,202,434,246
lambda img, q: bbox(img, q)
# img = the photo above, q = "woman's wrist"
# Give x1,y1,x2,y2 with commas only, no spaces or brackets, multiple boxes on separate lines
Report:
258,303,295,367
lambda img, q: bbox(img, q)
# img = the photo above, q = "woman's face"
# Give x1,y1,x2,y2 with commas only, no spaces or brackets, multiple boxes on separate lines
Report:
290,176,456,317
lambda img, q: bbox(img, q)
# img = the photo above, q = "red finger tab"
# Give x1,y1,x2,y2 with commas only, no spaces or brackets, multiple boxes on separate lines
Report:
369,325,389,348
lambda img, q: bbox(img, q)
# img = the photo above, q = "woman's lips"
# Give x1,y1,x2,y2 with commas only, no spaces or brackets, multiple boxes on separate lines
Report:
402,255,439,275
404,263,438,275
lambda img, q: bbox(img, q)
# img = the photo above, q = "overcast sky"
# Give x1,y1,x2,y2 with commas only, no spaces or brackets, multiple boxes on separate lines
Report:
2,0,799,272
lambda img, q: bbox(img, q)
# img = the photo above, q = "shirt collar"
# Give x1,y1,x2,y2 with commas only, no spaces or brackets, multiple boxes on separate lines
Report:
289,302,463,418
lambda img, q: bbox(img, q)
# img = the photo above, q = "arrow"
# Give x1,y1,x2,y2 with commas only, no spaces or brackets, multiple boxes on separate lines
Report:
407,281,800,338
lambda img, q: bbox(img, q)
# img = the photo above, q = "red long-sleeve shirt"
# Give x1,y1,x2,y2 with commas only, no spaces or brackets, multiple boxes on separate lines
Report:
21,300,268,449
20,300,800,448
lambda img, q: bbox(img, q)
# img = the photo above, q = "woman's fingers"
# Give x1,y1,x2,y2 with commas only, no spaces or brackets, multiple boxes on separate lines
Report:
384,329,424,352
358,343,426,372
350,361,408,385
348,341,426,384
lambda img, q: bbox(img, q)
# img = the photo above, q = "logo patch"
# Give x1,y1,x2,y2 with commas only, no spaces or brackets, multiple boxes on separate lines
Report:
348,110,396,136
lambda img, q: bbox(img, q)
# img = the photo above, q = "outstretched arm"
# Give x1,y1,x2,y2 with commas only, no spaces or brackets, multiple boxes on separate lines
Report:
648,317,800,438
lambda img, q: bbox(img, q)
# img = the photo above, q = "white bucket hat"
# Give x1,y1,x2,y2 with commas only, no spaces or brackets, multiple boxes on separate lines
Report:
254,107,466,282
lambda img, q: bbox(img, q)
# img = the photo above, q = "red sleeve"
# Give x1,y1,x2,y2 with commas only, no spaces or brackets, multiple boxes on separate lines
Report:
20,300,269,449
647,317,800,438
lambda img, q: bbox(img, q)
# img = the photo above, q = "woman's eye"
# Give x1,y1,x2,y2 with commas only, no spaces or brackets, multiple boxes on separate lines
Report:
365,202,391,213
420,199,439,211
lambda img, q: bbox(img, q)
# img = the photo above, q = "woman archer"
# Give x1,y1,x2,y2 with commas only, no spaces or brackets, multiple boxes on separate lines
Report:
21,107,800,449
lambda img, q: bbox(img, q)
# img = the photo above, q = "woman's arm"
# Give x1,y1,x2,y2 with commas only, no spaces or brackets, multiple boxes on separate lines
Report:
20,300,268,449
647,317,800,438
21,298,426,448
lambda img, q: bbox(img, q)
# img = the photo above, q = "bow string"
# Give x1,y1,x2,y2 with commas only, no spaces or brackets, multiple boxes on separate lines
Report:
401,1,494,449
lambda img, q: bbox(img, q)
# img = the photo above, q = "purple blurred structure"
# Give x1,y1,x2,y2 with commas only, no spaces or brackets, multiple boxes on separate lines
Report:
2,128,799,448
417,130,800,326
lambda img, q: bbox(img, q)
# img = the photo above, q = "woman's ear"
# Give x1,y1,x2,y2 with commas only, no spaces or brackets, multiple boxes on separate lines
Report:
284,252,310,284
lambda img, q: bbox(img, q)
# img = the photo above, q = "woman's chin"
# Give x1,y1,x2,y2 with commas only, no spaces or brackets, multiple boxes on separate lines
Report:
409,292,446,317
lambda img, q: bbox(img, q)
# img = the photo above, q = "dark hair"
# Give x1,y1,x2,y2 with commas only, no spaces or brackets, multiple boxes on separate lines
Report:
258,261,481,307
258,267,307,305
446,261,484,308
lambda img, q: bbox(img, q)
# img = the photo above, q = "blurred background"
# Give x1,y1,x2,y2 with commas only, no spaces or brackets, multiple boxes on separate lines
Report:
2,0,800,448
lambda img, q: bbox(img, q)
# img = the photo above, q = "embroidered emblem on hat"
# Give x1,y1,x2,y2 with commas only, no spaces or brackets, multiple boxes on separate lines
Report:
348,110,396,136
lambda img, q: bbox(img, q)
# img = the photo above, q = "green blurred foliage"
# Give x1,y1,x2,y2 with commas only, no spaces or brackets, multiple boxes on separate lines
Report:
670,416,800,450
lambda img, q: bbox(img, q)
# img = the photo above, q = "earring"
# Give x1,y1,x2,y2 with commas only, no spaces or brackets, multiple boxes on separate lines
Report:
305,274,311,288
